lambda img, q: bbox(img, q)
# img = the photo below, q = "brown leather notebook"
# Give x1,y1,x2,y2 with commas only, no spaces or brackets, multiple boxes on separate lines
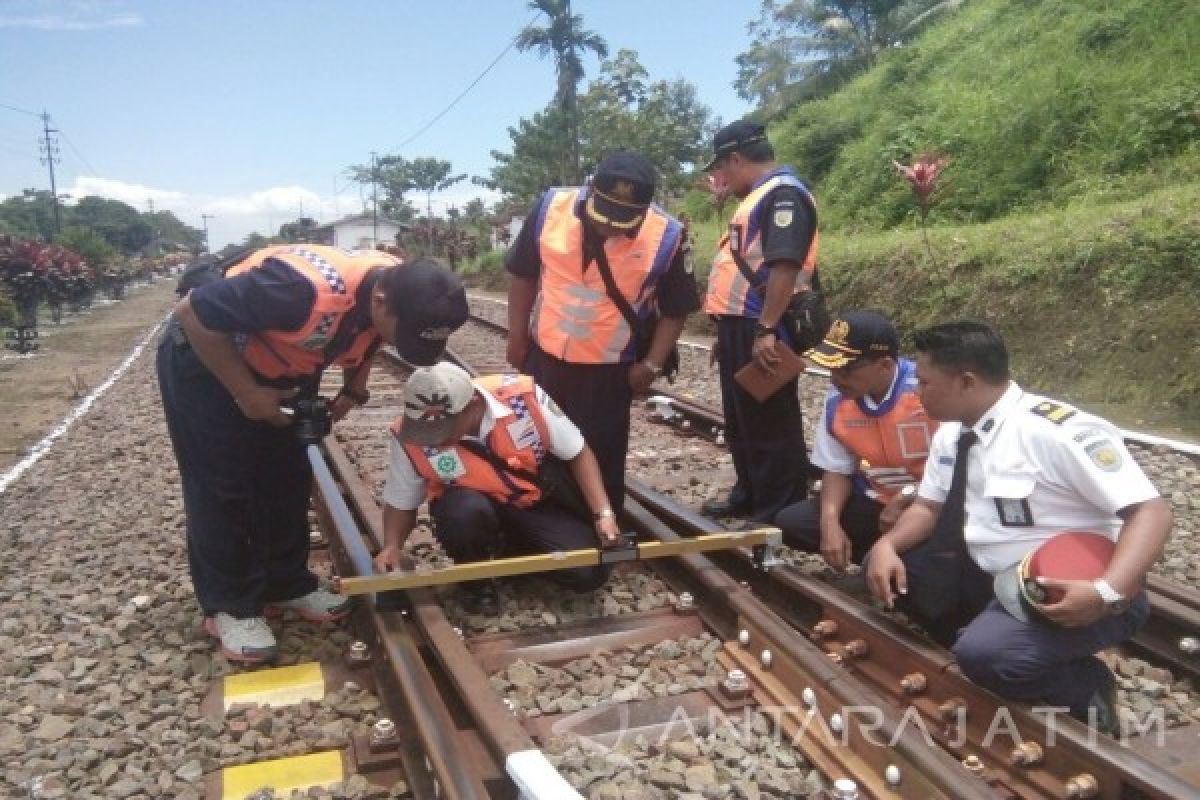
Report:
734,342,808,403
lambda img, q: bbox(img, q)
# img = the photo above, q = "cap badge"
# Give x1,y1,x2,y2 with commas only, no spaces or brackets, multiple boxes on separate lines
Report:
420,326,454,340
613,180,636,202
408,391,451,420
827,319,850,346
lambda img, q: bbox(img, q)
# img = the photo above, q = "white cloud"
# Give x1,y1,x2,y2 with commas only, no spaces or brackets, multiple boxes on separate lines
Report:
0,0,143,30
201,186,327,218
66,176,185,208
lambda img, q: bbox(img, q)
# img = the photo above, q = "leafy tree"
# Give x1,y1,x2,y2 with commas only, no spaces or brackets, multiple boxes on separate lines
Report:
56,226,116,267
279,216,319,243
488,51,715,204
70,196,155,252
401,157,467,223
0,190,60,241
345,156,419,222
734,0,964,112
516,0,609,184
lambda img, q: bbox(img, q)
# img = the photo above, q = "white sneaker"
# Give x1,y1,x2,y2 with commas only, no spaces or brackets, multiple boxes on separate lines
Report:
204,613,277,664
267,587,352,624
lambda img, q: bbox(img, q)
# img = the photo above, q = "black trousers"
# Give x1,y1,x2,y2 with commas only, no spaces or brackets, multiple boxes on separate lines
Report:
890,526,996,648
156,332,317,618
524,344,631,511
774,492,883,565
430,486,610,592
714,316,810,522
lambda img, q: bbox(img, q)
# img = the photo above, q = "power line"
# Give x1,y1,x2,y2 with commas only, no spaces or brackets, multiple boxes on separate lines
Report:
57,127,99,176
0,100,39,117
393,11,541,150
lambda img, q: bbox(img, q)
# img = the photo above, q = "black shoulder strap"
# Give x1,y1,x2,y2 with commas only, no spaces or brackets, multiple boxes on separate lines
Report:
589,233,643,336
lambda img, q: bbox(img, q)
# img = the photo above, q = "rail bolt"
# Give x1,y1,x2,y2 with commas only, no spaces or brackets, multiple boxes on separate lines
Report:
738,629,750,647
884,765,901,786
1010,741,1044,767
675,592,695,613
844,639,869,659
680,419,692,431
831,778,859,799
1179,636,1200,655
309,530,325,546
760,649,773,669
346,640,371,667
370,718,398,749
939,697,968,722
829,713,844,734
961,754,984,774
826,651,844,665
1065,773,1099,799
715,432,725,446
812,619,839,640
801,687,816,708
722,669,751,699
900,672,927,695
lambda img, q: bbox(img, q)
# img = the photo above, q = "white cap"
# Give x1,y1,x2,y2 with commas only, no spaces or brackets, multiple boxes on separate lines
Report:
398,362,475,445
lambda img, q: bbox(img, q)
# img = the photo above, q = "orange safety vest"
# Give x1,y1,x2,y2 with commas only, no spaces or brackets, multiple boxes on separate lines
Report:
704,168,819,318
393,374,553,508
225,245,400,380
530,187,683,364
823,359,937,501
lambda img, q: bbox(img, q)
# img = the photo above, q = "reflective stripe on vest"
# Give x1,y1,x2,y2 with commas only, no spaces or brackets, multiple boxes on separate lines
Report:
394,374,552,508
225,245,399,380
703,169,819,317
823,359,937,501
530,188,682,364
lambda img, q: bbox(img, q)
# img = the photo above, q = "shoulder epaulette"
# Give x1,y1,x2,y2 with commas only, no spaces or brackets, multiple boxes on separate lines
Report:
1029,400,1076,425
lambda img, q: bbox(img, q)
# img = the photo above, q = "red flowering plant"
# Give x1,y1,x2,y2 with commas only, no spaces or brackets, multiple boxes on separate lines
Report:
893,153,949,268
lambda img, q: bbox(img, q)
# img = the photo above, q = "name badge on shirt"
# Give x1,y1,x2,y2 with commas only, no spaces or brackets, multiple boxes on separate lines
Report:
428,449,467,481
994,497,1034,527
507,417,539,450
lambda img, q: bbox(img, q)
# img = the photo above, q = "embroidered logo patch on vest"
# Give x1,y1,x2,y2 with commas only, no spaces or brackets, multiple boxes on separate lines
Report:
773,208,793,228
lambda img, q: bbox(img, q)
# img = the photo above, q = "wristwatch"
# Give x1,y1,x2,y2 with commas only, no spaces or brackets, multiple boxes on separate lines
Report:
754,322,777,339
593,508,615,521
1092,579,1126,613
900,485,917,500
337,387,370,406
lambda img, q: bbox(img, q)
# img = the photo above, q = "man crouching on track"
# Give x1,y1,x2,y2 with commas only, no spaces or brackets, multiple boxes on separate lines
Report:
374,362,622,611
775,311,937,569
158,245,468,665
865,320,1172,733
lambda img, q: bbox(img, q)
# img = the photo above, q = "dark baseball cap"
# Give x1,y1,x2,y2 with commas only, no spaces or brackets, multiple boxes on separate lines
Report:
804,310,899,369
704,120,769,171
993,532,1116,624
586,151,656,230
385,258,469,366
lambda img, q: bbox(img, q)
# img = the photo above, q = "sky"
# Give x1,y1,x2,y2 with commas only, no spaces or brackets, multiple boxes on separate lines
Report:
0,0,758,248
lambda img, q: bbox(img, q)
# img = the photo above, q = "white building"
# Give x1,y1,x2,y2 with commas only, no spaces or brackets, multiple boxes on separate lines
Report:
315,214,408,250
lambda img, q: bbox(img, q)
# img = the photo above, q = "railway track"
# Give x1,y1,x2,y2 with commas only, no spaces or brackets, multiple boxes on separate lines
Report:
256,308,1200,799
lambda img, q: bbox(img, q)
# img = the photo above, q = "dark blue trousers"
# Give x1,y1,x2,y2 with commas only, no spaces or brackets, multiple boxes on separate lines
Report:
774,492,883,565
524,344,631,512
430,486,610,592
954,595,1149,716
714,316,810,522
890,527,1149,714
156,332,317,618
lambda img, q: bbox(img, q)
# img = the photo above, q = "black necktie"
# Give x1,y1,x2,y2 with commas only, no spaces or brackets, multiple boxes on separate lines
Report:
931,429,979,545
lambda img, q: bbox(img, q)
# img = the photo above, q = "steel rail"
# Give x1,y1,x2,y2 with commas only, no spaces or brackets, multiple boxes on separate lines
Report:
310,441,491,799
627,478,1200,800
319,425,583,800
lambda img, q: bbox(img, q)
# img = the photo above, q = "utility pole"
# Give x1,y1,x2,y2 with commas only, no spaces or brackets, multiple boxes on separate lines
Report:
200,214,214,252
39,111,62,237
370,151,379,247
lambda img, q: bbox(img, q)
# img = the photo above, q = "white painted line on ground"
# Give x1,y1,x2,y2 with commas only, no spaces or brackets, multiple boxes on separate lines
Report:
0,313,169,495
465,293,1200,456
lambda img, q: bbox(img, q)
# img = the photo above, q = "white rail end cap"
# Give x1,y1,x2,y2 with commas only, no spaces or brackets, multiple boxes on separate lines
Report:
507,749,585,800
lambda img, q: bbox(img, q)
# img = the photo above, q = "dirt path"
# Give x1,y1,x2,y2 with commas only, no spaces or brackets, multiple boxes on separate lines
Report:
0,280,179,471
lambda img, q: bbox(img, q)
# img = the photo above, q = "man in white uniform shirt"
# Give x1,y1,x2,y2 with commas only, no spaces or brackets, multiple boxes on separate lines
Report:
866,321,1171,731
376,363,622,609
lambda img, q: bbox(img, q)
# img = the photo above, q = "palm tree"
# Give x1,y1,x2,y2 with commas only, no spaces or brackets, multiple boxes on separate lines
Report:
515,0,608,184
